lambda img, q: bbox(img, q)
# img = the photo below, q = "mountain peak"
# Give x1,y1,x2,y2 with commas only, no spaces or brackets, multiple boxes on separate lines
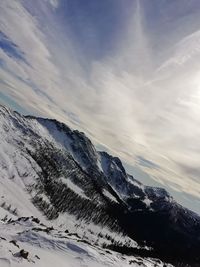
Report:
0,104,200,266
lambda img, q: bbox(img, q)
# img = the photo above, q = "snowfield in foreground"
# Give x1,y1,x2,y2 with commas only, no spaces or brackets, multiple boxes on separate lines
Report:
0,208,172,267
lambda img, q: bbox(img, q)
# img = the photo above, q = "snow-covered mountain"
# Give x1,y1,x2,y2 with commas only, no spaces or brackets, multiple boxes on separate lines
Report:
0,104,200,267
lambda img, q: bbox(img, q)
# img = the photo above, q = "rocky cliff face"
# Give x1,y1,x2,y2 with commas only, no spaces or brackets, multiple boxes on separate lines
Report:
0,104,200,266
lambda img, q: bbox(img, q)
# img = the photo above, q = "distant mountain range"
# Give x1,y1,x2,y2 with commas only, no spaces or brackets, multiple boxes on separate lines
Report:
0,104,200,267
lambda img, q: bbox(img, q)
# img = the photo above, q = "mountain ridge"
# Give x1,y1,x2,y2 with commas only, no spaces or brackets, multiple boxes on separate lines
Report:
0,103,200,266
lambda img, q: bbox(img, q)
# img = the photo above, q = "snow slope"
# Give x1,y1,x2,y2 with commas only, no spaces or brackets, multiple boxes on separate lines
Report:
0,213,173,267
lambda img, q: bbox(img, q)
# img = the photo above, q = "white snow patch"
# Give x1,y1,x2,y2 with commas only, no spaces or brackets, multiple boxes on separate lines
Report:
143,197,153,207
60,177,90,200
103,190,118,203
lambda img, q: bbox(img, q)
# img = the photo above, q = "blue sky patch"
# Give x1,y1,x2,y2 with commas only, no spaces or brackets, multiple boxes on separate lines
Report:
0,31,27,63
0,91,27,115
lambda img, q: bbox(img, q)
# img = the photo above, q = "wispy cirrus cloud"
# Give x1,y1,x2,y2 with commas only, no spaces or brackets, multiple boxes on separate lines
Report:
0,0,200,213
46,0,59,9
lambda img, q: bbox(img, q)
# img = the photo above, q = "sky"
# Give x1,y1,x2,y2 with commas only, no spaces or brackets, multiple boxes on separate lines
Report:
0,0,200,214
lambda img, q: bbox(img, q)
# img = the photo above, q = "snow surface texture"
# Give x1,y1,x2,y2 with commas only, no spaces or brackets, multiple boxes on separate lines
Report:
0,209,173,267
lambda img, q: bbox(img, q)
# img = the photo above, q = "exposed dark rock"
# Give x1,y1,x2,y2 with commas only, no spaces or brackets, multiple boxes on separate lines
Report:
19,249,29,259
35,255,40,260
9,240,19,248
32,217,40,224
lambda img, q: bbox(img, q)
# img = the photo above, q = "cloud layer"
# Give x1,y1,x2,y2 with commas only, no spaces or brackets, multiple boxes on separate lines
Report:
0,0,200,213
